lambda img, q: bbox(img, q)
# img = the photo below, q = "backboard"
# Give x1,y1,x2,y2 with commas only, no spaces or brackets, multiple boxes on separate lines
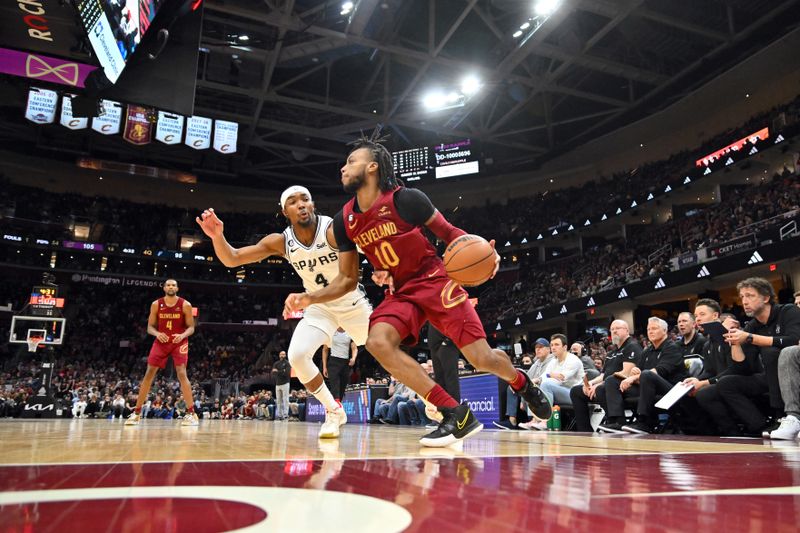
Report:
9,316,66,346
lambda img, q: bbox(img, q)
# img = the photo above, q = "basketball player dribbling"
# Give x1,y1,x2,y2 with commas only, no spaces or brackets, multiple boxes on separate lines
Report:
285,134,552,447
196,186,372,438
126,279,199,426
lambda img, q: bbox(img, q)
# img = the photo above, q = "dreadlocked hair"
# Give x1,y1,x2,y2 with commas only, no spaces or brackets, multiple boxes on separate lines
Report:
347,127,401,192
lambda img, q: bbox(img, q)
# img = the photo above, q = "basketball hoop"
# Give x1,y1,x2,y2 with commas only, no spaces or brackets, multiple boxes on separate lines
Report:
26,330,46,353
27,337,43,352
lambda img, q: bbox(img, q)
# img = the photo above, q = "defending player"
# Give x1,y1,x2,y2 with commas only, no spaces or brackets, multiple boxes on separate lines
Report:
285,134,552,447
126,279,198,426
196,186,371,438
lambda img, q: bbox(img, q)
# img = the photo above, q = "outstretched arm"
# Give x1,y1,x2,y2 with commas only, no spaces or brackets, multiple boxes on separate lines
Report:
196,208,285,267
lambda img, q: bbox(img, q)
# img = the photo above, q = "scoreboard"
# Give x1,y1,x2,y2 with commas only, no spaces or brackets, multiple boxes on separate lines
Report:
433,139,480,179
29,286,65,317
391,138,480,182
392,146,432,181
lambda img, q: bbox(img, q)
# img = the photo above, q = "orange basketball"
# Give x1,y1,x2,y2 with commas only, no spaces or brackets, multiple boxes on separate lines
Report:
443,234,496,287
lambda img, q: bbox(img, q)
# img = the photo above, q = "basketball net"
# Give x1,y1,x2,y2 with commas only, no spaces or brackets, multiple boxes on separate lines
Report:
27,336,43,353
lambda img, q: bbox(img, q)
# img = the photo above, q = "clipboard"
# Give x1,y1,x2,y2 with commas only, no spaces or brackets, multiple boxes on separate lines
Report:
655,382,694,410
699,321,728,344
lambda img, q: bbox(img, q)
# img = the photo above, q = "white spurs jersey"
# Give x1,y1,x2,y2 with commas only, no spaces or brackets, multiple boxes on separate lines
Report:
283,215,366,307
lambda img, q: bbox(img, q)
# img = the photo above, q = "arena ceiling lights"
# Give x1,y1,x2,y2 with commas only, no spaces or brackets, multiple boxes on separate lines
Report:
512,0,561,39
422,76,483,111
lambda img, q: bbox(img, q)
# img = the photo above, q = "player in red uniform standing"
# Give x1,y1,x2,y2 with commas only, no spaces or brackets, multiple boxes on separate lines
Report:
285,134,552,447
126,279,198,426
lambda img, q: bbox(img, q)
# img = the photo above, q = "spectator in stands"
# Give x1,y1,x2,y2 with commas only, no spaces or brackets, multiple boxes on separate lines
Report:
571,342,600,380
96,394,112,419
372,377,409,424
123,393,136,420
72,394,88,418
289,389,306,421
571,320,642,432
149,395,164,419
526,339,554,386
677,312,706,356
717,278,800,436
163,396,175,419
771,344,800,439
398,389,428,426
208,398,221,419
494,338,552,430
689,302,760,435
175,395,188,419
794,290,800,307
261,391,276,420
524,334,584,430
221,397,234,419
84,394,99,418
620,317,685,434
112,392,126,419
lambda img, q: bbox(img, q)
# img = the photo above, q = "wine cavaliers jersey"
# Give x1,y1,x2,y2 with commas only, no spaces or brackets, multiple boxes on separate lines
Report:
157,297,187,336
341,188,440,289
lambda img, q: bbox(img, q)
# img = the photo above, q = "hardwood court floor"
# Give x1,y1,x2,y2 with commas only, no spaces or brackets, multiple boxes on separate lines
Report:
1,419,799,532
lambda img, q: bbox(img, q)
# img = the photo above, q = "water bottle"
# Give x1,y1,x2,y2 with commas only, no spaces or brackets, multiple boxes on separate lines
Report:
552,405,561,431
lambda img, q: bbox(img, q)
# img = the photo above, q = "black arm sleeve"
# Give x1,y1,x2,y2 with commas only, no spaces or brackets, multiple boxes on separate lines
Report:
394,188,436,226
774,305,800,348
654,342,684,382
332,210,357,252
698,341,715,381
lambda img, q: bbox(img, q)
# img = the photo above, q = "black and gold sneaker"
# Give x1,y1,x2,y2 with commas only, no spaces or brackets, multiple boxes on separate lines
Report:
419,403,483,447
517,372,552,421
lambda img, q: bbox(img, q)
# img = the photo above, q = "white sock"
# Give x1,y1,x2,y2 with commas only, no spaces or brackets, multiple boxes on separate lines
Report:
311,383,339,412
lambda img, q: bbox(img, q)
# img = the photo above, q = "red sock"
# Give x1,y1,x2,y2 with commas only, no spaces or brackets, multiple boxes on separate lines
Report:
509,369,527,392
187,405,195,414
134,406,142,414
424,384,459,408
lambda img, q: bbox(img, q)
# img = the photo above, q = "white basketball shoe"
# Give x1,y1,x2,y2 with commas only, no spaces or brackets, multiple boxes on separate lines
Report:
319,402,347,439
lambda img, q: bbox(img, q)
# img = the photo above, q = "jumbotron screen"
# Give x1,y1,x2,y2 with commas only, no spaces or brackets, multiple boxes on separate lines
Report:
78,0,167,84
434,139,480,179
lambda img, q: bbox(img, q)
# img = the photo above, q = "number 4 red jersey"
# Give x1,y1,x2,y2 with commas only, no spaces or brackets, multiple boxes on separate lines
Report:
157,297,187,337
342,188,440,289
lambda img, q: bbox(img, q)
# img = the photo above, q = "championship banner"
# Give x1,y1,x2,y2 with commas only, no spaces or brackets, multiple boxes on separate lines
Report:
185,116,212,150
91,100,122,135
213,120,238,154
60,95,88,130
155,111,184,145
0,47,98,88
122,105,153,145
24,87,58,124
